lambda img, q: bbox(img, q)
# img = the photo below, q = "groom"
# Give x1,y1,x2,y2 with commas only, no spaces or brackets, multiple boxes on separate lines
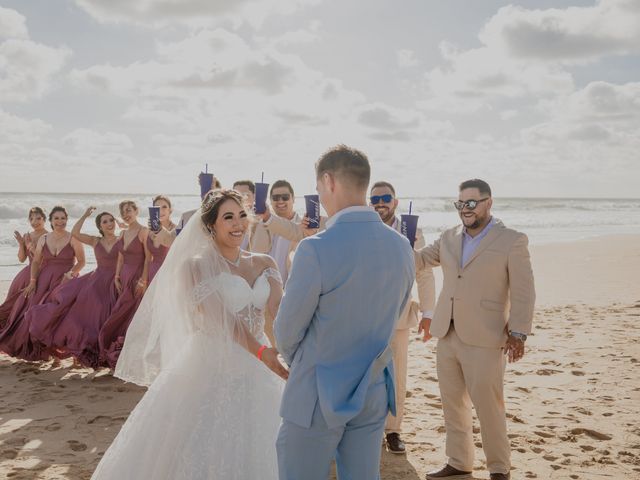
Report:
274,145,415,480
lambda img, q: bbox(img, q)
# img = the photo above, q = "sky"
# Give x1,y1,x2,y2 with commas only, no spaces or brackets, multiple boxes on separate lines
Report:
0,0,639,198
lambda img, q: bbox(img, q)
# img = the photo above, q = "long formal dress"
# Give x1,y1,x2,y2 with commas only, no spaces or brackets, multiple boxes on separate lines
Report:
91,268,283,480
0,236,36,326
147,236,169,283
98,236,145,368
0,241,75,360
26,241,119,367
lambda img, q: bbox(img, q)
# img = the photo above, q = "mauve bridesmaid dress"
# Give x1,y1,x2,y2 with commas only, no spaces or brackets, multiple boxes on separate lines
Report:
147,235,169,283
0,239,75,360
98,236,146,368
0,235,37,326
27,240,119,367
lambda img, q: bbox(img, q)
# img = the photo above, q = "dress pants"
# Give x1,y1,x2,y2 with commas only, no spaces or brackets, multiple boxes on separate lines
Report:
276,373,388,480
436,325,510,474
385,327,409,434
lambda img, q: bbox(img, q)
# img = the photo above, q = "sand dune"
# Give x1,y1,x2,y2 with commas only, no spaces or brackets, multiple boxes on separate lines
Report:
1,235,639,479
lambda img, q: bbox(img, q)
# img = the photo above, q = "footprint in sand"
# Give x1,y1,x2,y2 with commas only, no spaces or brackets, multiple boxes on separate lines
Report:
534,430,555,439
536,368,562,375
570,428,612,441
45,422,62,431
67,440,88,452
1,448,19,460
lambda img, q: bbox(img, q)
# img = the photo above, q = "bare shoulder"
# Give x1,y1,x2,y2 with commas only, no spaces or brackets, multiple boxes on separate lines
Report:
246,252,277,270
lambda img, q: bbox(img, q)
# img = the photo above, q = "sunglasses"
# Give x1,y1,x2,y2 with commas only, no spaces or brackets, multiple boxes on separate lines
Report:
453,198,490,211
370,194,394,205
271,194,291,202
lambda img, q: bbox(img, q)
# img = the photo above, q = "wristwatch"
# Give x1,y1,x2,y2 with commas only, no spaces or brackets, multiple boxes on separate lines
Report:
509,331,527,342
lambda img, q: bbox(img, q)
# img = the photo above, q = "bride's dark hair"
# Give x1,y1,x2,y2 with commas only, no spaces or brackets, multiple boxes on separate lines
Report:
200,189,246,233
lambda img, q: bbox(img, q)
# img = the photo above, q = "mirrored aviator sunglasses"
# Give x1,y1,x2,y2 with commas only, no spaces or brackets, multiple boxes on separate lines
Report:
453,198,489,211
370,194,393,205
271,194,291,202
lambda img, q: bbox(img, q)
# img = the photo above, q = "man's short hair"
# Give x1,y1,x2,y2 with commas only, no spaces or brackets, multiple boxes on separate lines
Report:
459,179,492,197
233,180,255,194
370,181,395,195
271,179,294,196
315,144,370,191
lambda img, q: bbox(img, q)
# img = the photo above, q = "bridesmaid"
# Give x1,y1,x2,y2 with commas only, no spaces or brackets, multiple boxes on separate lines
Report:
148,195,176,283
0,206,85,361
98,200,150,368
27,207,119,367
0,207,48,325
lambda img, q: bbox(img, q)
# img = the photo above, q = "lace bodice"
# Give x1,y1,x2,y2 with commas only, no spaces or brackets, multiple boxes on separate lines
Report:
191,267,282,339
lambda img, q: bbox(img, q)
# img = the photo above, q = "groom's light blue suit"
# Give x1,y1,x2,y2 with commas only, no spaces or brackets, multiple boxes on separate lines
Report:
274,207,415,480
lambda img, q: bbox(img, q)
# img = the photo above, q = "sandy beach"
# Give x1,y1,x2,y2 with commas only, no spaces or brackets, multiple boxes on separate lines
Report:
0,234,638,479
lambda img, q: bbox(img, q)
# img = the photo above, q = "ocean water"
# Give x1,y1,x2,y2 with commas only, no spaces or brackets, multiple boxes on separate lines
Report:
1,192,639,281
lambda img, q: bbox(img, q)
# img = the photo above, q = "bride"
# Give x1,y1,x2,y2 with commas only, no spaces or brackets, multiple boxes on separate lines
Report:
92,189,288,479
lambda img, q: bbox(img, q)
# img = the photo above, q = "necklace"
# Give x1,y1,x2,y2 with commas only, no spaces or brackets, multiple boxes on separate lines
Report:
223,253,241,267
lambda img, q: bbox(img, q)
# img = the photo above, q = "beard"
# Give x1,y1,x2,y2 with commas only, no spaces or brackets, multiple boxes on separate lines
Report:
375,206,395,224
461,212,486,230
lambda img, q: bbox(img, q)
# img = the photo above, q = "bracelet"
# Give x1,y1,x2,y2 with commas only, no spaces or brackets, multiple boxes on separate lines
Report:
137,279,148,286
29,278,37,283
256,345,268,361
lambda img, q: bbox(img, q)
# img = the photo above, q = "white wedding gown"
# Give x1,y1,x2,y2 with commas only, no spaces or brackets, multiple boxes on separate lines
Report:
92,268,284,479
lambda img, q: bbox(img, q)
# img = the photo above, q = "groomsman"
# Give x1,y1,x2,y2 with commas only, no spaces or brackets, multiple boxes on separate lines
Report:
180,174,222,227
415,179,535,480
369,181,435,453
232,179,255,250
252,180,322,285
232,179,255,211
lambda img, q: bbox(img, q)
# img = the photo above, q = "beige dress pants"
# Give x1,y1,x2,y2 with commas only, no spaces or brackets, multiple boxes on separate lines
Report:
436,325,510,474
385,328,410,434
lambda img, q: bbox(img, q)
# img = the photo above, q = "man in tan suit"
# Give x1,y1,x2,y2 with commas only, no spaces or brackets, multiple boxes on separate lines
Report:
370,181,436,454
416,179,535,480
249,179,302,284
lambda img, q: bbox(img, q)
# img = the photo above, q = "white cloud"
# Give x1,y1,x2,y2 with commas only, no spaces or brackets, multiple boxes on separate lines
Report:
523,81,640,146
0,6,29,39
396,49,420,68
62,128,134,154
480,0,640,64
421,0,640,113
0,8,71,102
0,109,52,143
422,40,574,113
73,0,322,29
356,103,454,142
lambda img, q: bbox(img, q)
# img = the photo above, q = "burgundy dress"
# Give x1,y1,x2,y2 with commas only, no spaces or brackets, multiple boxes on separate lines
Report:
0,238,36,326
147,236,169,283
0,240,75,360
98,235,146,368
27,240,119,367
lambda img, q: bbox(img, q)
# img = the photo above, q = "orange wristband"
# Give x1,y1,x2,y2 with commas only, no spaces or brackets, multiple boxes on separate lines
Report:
256,345,268,361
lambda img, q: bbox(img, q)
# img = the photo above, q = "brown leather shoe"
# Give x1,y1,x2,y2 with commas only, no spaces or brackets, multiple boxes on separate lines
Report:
489,473,510,480
385,432,406,454
425,464,472,479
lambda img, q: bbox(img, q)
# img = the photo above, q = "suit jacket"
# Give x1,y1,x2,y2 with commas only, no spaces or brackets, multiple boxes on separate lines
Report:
274,209,415,429
415,219,535,348
249,213,328,275
392,217,435,330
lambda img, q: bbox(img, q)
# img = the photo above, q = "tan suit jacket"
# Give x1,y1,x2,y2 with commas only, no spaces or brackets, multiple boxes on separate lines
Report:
393,218,436,330
415,219,535,348
249,213,329,274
